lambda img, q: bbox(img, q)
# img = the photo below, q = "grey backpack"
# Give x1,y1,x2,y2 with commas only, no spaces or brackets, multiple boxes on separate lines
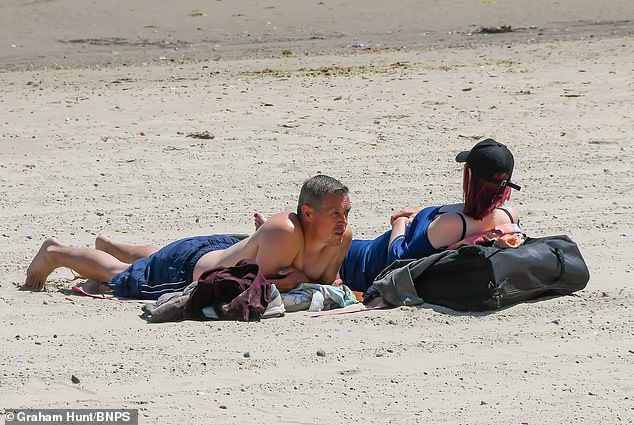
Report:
370,235,590,311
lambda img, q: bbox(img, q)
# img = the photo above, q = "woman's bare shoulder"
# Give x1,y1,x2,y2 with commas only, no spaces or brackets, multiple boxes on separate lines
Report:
427,212,464,248
499,205,520,223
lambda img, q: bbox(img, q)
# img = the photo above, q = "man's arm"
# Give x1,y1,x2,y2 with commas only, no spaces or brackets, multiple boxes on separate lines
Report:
271,267,310,292
273,225,351,291
253,213,303,289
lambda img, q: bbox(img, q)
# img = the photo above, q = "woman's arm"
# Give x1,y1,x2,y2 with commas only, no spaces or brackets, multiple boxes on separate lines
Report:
389,205,424,225
389,216,408,247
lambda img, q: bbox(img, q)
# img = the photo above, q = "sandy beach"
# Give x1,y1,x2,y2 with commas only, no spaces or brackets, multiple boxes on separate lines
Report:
1,1,633,423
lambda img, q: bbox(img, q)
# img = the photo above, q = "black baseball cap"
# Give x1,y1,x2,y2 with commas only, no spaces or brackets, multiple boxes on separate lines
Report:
455,138,521,190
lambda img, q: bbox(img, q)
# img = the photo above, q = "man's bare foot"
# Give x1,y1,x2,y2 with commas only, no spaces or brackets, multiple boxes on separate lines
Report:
94,235,112,253
254,212,266,230
25,236,62,291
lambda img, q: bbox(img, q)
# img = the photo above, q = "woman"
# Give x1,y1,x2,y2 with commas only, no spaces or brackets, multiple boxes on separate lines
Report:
92,139,521,293
338,138,521,291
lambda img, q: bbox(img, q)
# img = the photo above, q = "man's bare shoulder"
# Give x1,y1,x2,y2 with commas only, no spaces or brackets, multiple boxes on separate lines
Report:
341,224,353,247
250,211,305,277
341,225,353,254
259,211,301,232
254,211,304,245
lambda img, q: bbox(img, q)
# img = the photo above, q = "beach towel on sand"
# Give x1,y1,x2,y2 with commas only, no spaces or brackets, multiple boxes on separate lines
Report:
281,283,358,312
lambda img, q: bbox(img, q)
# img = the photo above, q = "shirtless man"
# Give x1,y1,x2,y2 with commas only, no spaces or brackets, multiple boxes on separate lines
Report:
24,175,352,298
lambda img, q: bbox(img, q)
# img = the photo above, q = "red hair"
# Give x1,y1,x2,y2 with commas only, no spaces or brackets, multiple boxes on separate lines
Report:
462,165,512,220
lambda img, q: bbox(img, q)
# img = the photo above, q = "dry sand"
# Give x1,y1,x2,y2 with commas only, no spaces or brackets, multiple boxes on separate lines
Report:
1,1,633,424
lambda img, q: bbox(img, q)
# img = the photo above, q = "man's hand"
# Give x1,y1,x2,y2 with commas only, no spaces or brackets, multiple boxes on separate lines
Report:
272,266,309,292
331,278,343,287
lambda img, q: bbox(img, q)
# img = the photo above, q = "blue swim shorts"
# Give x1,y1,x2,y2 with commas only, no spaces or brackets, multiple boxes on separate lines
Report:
109,234,244,300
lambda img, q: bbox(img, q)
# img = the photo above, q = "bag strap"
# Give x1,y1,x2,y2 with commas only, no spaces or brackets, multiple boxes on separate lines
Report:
371,250,452,306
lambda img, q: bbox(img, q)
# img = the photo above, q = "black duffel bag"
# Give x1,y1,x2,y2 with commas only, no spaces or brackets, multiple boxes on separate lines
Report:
370,235,590,311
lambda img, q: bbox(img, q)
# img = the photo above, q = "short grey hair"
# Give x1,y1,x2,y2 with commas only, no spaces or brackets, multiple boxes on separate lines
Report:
297,175,349,218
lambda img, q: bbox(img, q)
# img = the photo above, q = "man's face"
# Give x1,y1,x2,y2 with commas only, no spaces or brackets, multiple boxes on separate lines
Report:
310,193,351,246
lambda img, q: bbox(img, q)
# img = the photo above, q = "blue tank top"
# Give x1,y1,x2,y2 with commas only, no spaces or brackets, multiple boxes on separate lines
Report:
340,206,442,292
